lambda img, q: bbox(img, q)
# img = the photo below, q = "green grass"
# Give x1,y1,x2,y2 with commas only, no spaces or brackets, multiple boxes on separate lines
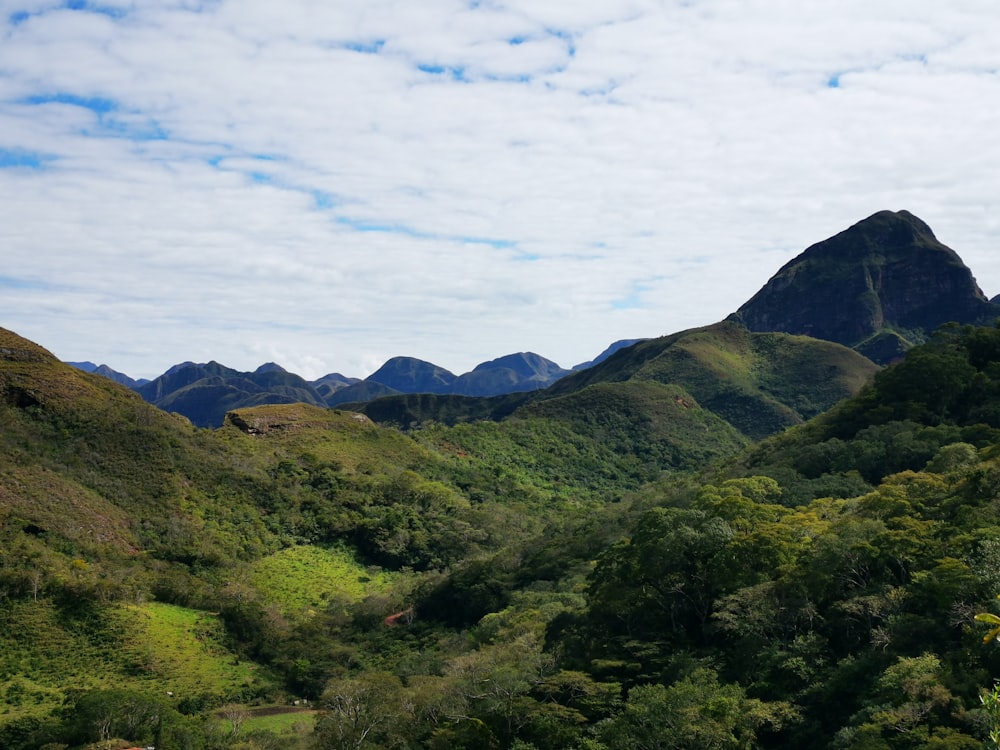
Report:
251,545,396,617
120,602,266,696
218,705,318,734
218,403,441,476
0,600,273,723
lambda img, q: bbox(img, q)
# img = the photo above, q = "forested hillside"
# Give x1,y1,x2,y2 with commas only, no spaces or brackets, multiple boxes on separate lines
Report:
5,323,1000,749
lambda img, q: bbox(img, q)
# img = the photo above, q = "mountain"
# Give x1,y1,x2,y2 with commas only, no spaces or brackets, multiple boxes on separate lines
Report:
355,321,879,442
528,321,878,440
366,356,458,393
10,221,1000,749
127,350,580,421
571,338,648,370
729,209,1000,363
452,352,569,396
136,360,326,427
311,371,361,401
325,378,402,407
0,323,728,743
67,361,148,388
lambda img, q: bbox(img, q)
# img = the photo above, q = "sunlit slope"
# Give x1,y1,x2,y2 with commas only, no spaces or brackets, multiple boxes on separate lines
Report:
543,321,878,439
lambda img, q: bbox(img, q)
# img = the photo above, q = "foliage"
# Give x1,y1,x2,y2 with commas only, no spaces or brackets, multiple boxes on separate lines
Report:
597,668,797,750
9,323,1000,748
250,545,395,617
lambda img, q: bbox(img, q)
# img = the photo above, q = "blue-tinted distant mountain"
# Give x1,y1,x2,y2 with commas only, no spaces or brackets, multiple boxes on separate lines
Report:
312,372,362,402
366,356,458,394
572,339,648,370
325,380,402,407
136,361,325,428
67,361,149,388
453,352,568,396
324,352,572,404
79,344,643,421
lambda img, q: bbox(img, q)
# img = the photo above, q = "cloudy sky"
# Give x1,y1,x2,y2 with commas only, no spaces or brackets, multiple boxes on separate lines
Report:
2,0,1000,381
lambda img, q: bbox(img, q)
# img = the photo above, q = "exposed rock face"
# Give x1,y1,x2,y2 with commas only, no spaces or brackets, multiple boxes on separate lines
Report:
729,210,1000,363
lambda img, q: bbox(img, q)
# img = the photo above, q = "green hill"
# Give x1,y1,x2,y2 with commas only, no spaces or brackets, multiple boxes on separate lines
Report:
0,326,673,746
9,321,1000,749
535,321,879,440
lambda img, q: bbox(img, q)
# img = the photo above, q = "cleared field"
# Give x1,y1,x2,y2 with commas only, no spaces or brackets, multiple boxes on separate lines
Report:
251,544,395,617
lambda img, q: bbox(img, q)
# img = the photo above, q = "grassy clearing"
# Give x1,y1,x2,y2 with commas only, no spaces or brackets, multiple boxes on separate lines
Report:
0,600,269,722
120,602,267,699
251,545,395,617
216,705,318,734
0,599,125,721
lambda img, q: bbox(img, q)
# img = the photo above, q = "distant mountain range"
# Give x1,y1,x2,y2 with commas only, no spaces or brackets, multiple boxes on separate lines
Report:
67,338,645,428
66,361,150,389
67,210,1000,428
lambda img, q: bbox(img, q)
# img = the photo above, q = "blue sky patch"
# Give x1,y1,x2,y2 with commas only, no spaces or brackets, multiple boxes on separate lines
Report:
312,190,334,210
24,93,117,114
342,39,385,54
337,216,429,238
0,148,51,169
462,236,516,249
484,72,532,84
611,294,644,310
97,117,168,141
22,93,171,141
9,2,126,26
546,28,576,57
0,274,49,289
417,64,467,81
63,1,126,19
335,215,516,250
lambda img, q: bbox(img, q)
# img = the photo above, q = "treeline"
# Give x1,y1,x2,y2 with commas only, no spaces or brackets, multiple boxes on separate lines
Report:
247,325,1000,748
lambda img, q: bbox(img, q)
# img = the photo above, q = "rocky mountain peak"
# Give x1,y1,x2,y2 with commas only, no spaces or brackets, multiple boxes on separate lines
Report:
728,210,999,363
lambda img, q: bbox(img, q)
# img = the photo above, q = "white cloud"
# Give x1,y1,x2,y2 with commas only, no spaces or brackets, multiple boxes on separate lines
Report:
1,0,1000,381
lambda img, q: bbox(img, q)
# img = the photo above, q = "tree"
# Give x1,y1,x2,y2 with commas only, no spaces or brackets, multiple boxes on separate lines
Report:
597,668,796,750
976,595,1000,645
65,689,169,747
314,671,411,750
220,703,251,739
586,507,734,647
445,633,557,744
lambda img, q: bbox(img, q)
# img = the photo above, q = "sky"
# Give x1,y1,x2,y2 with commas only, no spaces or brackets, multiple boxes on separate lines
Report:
2,1,1000,381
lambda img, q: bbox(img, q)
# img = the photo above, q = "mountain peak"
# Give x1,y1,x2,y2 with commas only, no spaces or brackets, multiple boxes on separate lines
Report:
729,210,998,363
470,352,565,379
254,362,287,374
367,356,457,394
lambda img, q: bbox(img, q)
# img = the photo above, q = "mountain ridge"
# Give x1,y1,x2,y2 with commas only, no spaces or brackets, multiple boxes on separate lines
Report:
68,210,999,429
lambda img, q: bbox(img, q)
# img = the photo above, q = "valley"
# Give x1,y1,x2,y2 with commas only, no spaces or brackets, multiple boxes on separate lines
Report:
4,211,1000,749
